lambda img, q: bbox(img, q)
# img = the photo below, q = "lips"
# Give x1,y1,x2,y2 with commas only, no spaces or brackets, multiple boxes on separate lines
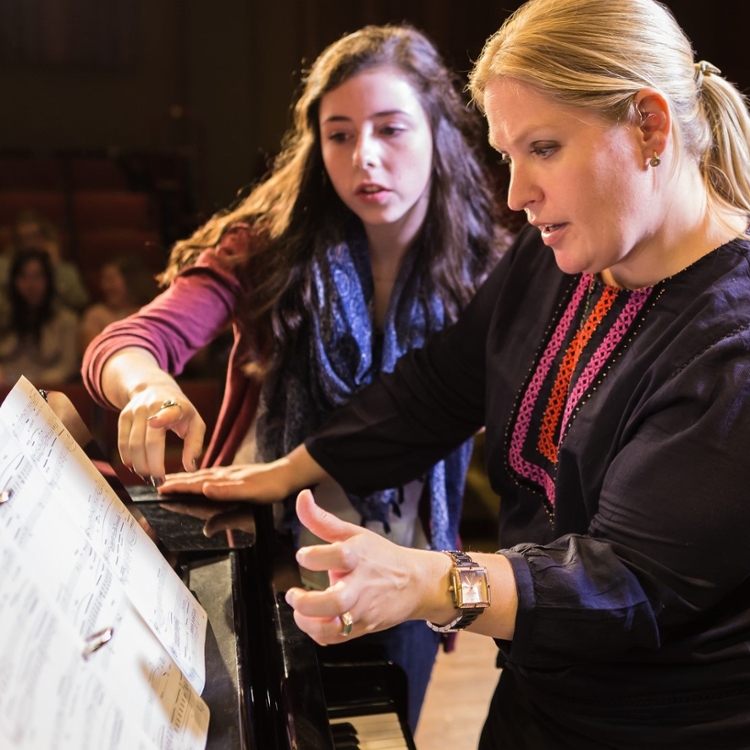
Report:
540,223,564,234
356,181,388,194
530,221,568,246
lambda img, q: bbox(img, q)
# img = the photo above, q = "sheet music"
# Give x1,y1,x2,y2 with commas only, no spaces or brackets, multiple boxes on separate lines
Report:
0,523,209,750
0,377,207,693
0,377,211,750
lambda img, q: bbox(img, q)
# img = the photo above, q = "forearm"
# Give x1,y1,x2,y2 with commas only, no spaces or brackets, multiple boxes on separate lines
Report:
306,340,486,494
276,443,333,495
100,347,181,409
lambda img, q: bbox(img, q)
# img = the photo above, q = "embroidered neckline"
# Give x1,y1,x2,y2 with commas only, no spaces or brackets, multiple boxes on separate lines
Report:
507,273,654,513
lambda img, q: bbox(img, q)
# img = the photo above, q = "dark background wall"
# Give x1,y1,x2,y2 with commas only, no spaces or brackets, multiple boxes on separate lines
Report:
2,0,748,223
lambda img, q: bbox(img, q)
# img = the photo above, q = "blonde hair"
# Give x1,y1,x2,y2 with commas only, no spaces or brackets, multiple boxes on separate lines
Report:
469,0,750,217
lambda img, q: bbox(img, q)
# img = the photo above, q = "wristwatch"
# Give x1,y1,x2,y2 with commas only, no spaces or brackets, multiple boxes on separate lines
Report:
426,551,491,633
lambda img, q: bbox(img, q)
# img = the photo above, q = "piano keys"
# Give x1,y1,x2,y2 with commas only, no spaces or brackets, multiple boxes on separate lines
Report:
330,714,409,749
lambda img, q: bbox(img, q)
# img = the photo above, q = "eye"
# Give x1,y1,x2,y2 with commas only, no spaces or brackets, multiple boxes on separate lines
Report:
379,124,407,137
531,143,558,158
327,131,350,143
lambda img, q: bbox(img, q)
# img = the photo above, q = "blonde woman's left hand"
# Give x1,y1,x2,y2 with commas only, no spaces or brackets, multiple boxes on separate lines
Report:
284,489,445,645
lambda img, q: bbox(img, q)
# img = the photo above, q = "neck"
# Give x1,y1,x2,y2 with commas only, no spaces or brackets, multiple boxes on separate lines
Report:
365,220,421,283
602,168,746,289
364,222,420,331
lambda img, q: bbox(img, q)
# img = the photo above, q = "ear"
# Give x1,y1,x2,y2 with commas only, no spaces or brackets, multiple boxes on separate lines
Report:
632,89,671,163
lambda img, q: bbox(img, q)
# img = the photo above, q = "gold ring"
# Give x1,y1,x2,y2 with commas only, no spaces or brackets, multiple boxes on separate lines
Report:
339,611,354,637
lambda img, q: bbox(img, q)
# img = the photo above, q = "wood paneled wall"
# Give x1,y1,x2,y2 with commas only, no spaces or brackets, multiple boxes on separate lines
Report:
1,0,747,215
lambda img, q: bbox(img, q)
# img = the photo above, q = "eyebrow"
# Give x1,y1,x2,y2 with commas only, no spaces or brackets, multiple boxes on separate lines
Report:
491,128,555,155
321,109,412,125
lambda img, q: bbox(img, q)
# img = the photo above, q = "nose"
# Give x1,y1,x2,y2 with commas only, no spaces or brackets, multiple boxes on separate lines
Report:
506,163,541,213
353,132,378,168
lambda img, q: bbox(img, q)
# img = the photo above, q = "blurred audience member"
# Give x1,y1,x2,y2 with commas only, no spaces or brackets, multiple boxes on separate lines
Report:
80,256,157,350
0,248,80,386
0,210,90,311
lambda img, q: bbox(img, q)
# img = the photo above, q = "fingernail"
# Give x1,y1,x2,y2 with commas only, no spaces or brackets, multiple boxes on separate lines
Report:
192,458,198,469
150,476,165,488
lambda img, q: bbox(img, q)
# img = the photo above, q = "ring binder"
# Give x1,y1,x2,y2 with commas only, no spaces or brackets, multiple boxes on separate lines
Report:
82,627,114,659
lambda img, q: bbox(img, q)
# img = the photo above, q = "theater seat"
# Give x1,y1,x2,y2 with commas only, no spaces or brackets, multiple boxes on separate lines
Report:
0,189,67,227
71,190,156,232
68,156,130,191
0,156,66,190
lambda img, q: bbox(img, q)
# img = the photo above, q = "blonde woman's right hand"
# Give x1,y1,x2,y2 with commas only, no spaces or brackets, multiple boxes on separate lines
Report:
118,387,205,485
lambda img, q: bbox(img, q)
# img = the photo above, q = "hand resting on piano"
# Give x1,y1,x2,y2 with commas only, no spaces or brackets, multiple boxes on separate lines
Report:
159,442,330,503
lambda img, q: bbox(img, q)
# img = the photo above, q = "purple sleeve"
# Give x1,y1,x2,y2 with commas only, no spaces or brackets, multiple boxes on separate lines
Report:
82,247,243,409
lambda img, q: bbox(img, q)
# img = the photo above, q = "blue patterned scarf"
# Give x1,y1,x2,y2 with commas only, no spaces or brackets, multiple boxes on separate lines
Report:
255,225,473,551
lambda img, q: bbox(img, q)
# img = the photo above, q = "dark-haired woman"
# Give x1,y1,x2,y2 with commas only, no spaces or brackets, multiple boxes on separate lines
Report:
0,248,80,385
83,24,506,729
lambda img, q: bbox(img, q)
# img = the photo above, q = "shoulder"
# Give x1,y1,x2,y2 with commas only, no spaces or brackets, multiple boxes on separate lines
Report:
475,224,562,310
53,304,80,325
663,238,750,329
185,221,262,284
81,303,115,325
646,240,750,378
196,222,257,264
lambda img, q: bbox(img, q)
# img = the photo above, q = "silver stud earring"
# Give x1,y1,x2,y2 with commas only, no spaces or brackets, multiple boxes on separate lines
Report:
649,151,662,168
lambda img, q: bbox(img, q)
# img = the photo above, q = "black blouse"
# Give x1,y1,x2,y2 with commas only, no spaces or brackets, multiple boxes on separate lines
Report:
307,226,750,747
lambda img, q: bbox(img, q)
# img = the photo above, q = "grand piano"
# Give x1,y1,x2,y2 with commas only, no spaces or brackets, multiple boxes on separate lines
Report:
45,388,417,750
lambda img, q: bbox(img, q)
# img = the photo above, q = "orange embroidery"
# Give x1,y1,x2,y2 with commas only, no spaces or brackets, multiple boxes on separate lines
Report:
538,284,618,463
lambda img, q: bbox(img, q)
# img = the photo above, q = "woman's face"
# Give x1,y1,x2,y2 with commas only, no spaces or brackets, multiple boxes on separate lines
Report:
100,264,130,308
15,221,46,248
319,67,434,240
15,259,48,308
485,77,661,282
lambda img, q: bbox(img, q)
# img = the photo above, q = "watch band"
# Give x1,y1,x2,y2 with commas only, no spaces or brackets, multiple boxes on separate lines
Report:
426,551,490,633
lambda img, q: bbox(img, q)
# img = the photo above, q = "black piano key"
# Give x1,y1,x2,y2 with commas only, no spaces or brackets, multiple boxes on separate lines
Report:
331,722,358,738
331,721,359,748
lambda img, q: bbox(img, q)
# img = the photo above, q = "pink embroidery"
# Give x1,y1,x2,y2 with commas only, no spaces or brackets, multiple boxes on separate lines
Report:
508,275,590,505
508,276,653,509
561,288,651,429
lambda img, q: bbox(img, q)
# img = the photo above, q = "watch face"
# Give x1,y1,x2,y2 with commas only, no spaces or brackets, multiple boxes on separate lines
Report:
457,569,490,607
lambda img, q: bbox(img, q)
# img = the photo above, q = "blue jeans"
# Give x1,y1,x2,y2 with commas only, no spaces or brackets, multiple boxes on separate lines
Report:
318,619,442,732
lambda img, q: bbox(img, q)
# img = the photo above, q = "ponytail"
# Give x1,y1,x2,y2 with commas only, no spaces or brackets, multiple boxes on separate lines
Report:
696,68,750,214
